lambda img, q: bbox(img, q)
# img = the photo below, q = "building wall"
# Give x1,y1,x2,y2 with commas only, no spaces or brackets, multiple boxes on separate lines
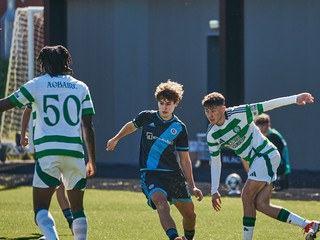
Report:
66,0,320,170
245,0,320,170
67,0,219,165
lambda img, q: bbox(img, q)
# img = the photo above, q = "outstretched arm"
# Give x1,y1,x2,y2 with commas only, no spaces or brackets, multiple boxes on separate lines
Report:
82,114,96,178
179,151,203,202
262,92,314,112
106,121,137,151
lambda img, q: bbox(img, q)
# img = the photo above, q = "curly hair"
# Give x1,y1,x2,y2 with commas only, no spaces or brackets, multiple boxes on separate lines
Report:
154,79,184,103
37,45,73,77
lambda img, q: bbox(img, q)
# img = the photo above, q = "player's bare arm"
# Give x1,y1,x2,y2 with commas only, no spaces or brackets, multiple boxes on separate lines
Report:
82,114,96,178
296,92,314,105
20,107,32,147
178,151,203,202
106,121,137,151
0,98,15,112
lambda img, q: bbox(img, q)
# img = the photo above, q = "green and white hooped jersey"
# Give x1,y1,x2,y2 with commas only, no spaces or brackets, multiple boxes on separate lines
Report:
207,95,297,194
9,74,95,159
207,103,277,165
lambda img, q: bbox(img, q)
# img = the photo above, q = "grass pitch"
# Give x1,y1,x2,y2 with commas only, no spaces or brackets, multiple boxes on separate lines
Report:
0,186,319,239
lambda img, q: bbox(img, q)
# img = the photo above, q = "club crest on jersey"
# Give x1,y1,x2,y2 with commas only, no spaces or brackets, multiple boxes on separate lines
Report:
170,128,177,135
233,126,241,133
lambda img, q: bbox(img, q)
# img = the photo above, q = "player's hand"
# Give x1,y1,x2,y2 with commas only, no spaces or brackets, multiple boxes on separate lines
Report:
20,136,29,147
212,192,222,212
86,161,96,178
296,93,314,105
106,138,118,151
192,187,203,202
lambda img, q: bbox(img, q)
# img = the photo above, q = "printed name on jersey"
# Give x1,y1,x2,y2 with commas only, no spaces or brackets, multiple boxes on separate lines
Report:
47,81,77,89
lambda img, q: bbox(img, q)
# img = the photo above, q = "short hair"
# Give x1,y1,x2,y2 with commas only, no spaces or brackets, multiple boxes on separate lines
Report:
154,79,184,103
37,45,73,77
201,92,225,108
254,113,270,125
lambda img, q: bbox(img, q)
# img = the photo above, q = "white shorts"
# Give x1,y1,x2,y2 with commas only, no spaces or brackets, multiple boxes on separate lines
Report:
32,156,87,190
247,152,280,184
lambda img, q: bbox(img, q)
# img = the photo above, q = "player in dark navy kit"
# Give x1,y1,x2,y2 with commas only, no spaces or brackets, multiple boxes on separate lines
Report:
106,80,203,240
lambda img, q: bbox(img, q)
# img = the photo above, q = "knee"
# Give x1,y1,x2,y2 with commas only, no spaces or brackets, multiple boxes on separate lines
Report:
241,190,255,205
189,211,196,222
255,198,269,213
153,199,170,212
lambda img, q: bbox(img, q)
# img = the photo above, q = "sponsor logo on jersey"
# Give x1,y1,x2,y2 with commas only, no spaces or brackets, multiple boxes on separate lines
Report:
146,132,173,145
250,105,259,116
249,171,256,177
14,91,20,98
149,184,154,190
47,81,77,89
225,135,246,149
146,132,154,140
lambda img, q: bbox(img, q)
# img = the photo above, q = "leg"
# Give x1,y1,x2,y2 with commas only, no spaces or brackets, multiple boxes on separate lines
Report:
255,182,319,239
33,187,59,239
56,184,73,230
150,190,178,239
67,189,87,240
255,183,282,217
174,200,196,240
241,179,267,240
56,183,70,210
241,179,266,217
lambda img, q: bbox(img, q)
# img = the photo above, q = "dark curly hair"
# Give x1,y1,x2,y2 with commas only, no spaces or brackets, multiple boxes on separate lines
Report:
37,45,73,77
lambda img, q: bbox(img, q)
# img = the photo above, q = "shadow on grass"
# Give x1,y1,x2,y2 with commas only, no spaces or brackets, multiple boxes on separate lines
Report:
0,233,43,239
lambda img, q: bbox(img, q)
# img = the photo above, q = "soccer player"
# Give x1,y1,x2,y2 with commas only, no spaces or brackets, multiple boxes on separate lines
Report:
106,80,203,240
0,45,96,240
201,92,318,240
20,104,73,234
254,113,291,190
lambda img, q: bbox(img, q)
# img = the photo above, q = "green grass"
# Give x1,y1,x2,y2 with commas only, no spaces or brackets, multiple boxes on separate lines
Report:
0,186,319,239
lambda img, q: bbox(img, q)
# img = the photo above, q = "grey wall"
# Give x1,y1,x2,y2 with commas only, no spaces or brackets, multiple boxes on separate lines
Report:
67,0,320,170
245,0,320,170
67,0,219,165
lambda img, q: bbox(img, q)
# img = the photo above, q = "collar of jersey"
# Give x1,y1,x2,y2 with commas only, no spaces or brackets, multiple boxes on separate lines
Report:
156,111,176,123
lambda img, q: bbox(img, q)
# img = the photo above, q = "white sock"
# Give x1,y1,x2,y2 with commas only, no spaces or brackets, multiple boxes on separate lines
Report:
287,212,310,228
243,226,254,240
72,217,88,240
36,209,59,239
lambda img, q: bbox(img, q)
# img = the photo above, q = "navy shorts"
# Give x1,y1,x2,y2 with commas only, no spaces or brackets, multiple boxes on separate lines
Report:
140,170,192,209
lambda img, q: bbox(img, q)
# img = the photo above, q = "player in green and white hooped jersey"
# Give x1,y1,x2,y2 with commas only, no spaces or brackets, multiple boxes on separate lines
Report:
201,92,318,240
0,45,96,240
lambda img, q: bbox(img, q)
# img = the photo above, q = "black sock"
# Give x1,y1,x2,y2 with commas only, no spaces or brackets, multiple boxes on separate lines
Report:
184,229,195,240
62,208,73,227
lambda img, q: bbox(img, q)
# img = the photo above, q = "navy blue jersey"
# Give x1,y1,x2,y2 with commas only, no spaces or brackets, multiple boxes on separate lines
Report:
133,110,189,171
